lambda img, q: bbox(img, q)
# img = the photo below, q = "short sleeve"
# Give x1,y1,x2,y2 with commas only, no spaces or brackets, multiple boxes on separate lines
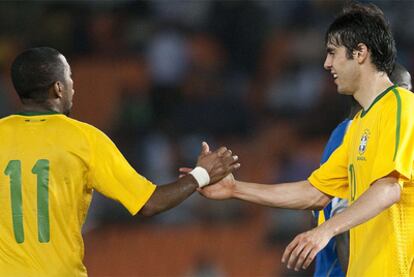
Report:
308,129,350,199
369,90,414,187
88,128,156,215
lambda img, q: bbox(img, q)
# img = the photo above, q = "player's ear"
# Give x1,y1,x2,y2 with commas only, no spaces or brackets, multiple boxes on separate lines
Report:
51,81,63,99
354,43,369,64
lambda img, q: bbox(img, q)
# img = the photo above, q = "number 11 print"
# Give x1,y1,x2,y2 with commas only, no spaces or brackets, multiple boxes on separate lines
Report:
5,160,50,243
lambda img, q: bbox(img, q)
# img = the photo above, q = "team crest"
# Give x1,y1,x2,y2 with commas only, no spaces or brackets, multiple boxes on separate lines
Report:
358,129,370,155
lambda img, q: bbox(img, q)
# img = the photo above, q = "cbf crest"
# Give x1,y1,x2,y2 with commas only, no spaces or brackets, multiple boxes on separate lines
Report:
358,129,370,156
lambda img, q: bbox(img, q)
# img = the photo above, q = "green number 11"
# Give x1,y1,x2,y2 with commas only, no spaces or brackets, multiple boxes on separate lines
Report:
4,159,50,244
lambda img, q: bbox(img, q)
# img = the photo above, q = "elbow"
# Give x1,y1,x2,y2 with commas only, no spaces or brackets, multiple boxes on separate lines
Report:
139,202,161,217
383,182,401,207
139,206,154,217
307,185,332,210
138,187,163,217
312,194,331,210
303,181,331,210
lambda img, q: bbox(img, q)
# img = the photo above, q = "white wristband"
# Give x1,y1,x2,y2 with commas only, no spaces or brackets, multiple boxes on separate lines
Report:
189,167,210,188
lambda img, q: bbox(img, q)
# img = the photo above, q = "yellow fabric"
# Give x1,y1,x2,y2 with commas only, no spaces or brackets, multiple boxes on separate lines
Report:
0,113,156,277
317,209,326,225
309,86,414,277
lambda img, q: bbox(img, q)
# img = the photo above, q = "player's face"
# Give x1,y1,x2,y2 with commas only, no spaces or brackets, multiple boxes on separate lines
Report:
324,44,359,95
58,55,74,116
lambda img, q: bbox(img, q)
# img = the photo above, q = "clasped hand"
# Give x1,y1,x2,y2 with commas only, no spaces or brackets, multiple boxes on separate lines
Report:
194,142,240,185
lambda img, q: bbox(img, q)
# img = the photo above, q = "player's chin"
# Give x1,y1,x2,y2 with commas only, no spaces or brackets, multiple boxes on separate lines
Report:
336,86,352,95
63,105,72,116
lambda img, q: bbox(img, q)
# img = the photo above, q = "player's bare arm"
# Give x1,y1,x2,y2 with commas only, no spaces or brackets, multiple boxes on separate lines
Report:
281,175,401,271
194,174,332,210
140,143,240,216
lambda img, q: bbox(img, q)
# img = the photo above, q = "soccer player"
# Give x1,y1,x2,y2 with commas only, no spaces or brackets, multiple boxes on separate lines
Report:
313,62,412,277
194,3,414,276
0,47,240,276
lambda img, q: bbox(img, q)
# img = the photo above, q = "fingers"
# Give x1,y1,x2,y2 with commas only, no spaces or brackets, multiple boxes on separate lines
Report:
217,148,238,167
216,146,228,157
293,244,312,271
230,162,241,171
281,237,298,264
302,248,318,269
282,237,303,270
204,145,234,159
223,154,238,165
282,233,320,272
197,187,210,198
179,167,192,173
178,167,193,178
197,144,240,183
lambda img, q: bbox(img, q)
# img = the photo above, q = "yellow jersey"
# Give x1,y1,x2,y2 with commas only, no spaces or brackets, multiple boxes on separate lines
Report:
0,112,156,277
309,85,414,277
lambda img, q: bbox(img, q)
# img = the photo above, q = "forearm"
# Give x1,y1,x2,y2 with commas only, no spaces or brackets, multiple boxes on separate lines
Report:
140,175,198,216
232,180,331,210
320,178,401,237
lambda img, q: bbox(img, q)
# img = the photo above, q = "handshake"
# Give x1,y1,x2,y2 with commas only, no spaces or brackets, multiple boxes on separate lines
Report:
179,141,239,200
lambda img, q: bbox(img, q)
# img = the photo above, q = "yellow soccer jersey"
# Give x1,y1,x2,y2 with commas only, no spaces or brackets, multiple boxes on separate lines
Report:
309,85,414,277
0,112,156,277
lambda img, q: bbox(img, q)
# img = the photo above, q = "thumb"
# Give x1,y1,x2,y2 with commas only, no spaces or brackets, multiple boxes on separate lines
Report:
201,141,210,155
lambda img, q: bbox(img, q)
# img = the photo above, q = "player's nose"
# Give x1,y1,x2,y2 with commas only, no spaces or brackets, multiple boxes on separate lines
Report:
324,55,332,70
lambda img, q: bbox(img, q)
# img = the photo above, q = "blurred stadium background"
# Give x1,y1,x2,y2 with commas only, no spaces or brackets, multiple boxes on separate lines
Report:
0,1,413,276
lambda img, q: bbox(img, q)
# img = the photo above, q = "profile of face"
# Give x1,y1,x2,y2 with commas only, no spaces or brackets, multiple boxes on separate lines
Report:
57,54,74,115
324,44,359,95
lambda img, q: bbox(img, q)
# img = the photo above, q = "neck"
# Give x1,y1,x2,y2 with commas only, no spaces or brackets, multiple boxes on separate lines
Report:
19,100,61,114
353,70,393,111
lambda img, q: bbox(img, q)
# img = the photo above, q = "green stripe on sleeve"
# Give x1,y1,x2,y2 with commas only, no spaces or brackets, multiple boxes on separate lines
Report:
392,88,402,161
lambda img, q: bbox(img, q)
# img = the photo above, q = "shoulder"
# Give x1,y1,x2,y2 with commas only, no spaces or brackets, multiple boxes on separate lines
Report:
52,116,114,148
388,87,414,119
387,87,414,106
0,114,20,124
59,116,105,135
377,87,413,117
375,88,414,136
66,117,116,147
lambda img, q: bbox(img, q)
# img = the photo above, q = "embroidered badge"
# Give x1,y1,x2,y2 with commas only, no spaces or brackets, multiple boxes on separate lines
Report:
358,129,370,155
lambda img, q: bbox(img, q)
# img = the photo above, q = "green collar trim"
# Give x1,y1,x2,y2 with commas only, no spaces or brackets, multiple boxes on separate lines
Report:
15,111,61,116
360,85,396,118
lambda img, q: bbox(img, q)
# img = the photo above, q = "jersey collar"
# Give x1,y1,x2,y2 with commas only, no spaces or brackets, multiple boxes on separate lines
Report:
15,111,61,116
360,84,397,118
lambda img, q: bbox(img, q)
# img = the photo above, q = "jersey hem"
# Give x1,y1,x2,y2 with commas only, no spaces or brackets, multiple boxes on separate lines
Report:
129,183,157,216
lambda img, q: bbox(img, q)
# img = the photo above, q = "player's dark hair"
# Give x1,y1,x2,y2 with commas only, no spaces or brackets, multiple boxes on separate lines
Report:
11,47,66,102
325,2,396,75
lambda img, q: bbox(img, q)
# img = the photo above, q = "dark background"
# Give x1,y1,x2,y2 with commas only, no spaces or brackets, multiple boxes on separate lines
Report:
0,1,412,276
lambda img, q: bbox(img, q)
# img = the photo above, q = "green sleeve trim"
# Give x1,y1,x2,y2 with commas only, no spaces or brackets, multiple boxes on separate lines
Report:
15,111,60,116
360,85,397,118
392,88,402,161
